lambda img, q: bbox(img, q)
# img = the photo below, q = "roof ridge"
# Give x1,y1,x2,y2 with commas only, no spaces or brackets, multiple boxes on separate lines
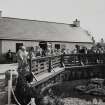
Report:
2,16,73,26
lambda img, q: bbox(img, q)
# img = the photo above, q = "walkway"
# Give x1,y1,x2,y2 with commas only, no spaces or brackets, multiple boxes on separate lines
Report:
0,63,18,79
32,67,65,86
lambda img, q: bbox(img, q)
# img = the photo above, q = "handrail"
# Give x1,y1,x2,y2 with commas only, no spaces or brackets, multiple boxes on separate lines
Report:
30,54,62,75
31,54,62,61
63,53,105,66
29,53,105,75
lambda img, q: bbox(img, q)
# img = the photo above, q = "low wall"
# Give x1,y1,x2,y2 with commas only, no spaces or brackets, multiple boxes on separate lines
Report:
65,64,105,80
31,67,65,93
32,64,105,94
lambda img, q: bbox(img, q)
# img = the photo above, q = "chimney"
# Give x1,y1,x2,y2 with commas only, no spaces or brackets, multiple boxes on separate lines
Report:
0,11,2,17
73,19,80,27
0,11,2,19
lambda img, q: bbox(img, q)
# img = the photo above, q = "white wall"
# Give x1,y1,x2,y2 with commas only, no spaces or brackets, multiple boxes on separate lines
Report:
2,40,93,54
51,42,93,51
2,40,39,53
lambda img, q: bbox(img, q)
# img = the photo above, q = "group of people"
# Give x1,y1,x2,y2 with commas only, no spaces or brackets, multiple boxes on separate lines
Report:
69,44,105,55
6,43,105,73
15,45,64,105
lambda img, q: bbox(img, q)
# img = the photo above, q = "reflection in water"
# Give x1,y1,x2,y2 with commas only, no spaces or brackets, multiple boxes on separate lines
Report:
63,97,105,105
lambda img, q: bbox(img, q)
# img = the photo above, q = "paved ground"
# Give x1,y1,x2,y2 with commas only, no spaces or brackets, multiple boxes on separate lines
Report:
0,63,18,79
0,63,18,74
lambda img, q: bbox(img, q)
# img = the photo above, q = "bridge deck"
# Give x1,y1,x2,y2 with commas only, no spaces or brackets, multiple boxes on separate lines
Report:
32,67,65,86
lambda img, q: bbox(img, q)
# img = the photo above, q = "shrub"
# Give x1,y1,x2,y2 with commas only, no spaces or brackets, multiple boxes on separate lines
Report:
0,54,7,64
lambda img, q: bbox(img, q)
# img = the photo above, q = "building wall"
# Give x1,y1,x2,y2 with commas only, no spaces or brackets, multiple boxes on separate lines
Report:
2,40,39,53
51,42,92,51
1,39,93,54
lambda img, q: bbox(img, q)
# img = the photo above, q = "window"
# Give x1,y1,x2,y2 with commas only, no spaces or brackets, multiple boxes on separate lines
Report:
16,43,23,52
55,44,60,49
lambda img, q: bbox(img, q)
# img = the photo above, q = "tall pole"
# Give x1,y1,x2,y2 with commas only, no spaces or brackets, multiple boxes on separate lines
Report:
7,70,12,105
29,50,32,72
48,56,51,72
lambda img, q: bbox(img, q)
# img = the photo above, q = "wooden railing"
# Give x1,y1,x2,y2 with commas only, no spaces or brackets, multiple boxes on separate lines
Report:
29,54,105,75
63,54,105,66
30,55,62,75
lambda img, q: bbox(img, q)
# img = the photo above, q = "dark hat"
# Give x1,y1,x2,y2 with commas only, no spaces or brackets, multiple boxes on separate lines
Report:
20,71,33,83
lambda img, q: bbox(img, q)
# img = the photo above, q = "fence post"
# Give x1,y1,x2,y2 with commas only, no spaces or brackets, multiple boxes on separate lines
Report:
60,54,64,67
7,70,12,105
29,50,32,72
48,56,51,72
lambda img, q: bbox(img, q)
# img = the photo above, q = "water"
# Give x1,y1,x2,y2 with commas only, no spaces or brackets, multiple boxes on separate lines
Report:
1,78,105,105
63,97,105,105
42,80,105,105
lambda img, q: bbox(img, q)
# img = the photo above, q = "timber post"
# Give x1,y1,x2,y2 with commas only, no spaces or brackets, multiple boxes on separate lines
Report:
48,56,51,72
29,50,32,72
60,54,64,67
7,70,12,105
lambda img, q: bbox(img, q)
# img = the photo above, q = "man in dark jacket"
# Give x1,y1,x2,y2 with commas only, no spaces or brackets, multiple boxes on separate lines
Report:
15,71,38,105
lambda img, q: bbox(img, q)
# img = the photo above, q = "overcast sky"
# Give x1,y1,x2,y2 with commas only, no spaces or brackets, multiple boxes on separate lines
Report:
0,0,105,42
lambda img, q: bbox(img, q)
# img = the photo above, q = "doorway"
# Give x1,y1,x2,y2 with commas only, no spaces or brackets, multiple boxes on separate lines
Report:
39,41,47,50
16,43,23,52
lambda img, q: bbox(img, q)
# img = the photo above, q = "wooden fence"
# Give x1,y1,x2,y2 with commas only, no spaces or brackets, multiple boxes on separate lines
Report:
63,54,105,66
29,54,105,75
30,55,63,75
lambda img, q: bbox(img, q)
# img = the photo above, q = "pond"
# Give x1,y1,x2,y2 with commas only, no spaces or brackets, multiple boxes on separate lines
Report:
41,80,105,105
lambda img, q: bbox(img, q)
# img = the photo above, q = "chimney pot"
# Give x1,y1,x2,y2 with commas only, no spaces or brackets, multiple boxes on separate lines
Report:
0,11,2,17
73,19,80,27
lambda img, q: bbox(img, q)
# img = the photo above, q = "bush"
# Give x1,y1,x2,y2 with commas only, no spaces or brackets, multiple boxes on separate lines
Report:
0,54,7,64
0,53,17,64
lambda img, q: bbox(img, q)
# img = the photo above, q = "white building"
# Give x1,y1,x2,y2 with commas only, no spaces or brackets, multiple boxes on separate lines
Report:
0,11,93,54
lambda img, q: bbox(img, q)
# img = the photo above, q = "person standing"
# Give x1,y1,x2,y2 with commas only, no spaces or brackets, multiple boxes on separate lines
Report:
17,46,29,73
6,49,12,63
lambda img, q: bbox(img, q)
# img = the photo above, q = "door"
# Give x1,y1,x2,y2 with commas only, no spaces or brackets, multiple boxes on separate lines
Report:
16,43,23,52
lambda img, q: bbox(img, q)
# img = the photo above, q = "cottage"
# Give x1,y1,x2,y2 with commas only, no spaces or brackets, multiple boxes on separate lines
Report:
0,11,93,55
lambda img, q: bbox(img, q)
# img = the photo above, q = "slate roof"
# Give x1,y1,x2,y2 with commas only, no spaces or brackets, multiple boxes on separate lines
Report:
0,17,93,43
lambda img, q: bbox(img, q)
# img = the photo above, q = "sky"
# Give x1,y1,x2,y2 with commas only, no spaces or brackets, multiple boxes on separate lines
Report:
0,0,105,42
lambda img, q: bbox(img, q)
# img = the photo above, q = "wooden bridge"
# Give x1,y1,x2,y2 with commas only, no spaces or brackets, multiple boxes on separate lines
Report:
27,53,105,88
5,53,105,105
